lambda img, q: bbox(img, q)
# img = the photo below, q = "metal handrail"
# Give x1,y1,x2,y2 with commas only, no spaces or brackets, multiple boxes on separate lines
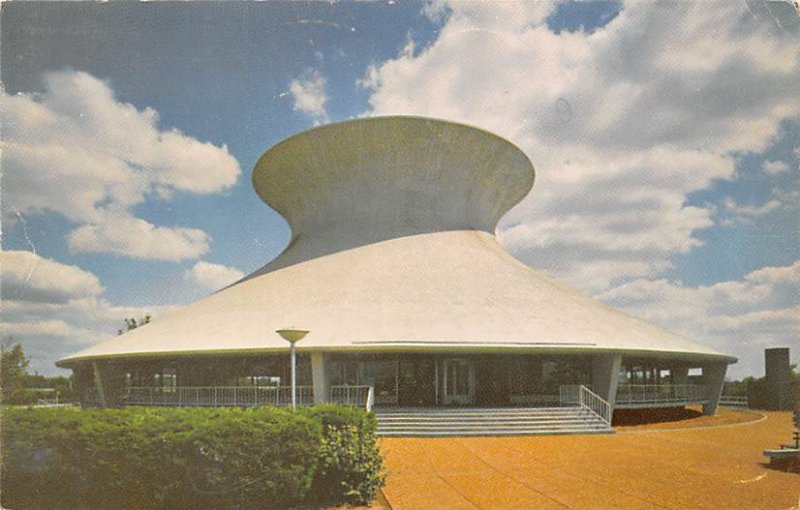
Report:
615,384,709,404
330,385,373,408
366,386,374,413
559,385,594,406
579,385,612,425
121,386,314,407
718,395,749,407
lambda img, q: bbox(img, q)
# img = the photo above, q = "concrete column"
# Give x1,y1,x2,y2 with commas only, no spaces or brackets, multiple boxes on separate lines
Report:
92,362,108,407
702,362,728,415
592,353,622,406
311,351,329,405
93,362,126,407
73,365,97,407
671,366,689,385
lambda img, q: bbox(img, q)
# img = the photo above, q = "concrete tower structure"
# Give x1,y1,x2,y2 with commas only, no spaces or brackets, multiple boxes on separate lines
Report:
765,348,793,410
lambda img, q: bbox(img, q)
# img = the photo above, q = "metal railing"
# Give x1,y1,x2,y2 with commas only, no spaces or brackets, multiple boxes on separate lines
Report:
330,385,373,409
615,384,709,406
122,386,314,407
579,385,612,425
366,386,374,412
559,385,594,406
719,395,749,408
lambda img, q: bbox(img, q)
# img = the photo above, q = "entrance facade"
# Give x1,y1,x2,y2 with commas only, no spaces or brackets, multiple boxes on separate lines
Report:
327,353,593,407
442,359,475,405
83,350,728,415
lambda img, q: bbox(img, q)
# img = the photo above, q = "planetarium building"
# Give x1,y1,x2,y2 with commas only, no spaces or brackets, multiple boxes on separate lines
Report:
58,117,735,430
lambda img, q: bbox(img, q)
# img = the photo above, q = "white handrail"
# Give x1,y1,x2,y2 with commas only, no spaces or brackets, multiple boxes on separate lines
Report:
615,384,709,405
329,385,374,411
718,395,748,407
559,385,593,406
121,386,314,407
579,385,612,425
366,386,374,413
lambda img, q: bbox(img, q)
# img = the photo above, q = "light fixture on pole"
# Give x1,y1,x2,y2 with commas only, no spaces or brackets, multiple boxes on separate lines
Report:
276,327,309,410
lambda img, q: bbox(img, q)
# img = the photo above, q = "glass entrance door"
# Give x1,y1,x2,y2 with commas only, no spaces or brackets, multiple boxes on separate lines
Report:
442,359,474,405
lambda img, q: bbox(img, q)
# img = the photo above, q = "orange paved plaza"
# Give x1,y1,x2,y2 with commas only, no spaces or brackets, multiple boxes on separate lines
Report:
377,410,798,510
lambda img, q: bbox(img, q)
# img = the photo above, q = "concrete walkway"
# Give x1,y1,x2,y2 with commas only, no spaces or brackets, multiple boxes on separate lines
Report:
378,410,799,510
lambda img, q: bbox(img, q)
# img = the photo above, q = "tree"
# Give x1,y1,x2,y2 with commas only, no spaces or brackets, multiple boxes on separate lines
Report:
118,314,152,335
1,340,30,404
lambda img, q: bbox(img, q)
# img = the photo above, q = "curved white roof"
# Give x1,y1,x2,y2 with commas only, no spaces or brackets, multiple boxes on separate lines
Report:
58,117,735,367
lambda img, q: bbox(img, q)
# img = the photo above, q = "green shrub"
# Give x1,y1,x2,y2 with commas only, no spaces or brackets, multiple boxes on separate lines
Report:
1,405,384,509
303,405,386,505
1,406,322,509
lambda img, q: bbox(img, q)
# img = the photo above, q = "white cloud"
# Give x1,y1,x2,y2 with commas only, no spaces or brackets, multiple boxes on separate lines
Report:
1,319,105,344
716,197,784,226
289,68,330,125
1,70,240,260
762,159,790,175
68,214,210,262
361,0,800,292
184,261,245,290
0,250,174,375
1,250,103,303
596,260,800,378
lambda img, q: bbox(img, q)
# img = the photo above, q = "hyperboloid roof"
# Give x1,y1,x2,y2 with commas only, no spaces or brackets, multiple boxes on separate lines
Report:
58,117,735,367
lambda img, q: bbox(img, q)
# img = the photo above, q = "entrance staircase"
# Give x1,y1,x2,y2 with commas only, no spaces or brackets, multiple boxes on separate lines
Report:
375,406,614,437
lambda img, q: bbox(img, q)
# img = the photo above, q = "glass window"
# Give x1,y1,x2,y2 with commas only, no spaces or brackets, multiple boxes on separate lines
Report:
161,368,177,392
361,358,397,404
330,359,359,386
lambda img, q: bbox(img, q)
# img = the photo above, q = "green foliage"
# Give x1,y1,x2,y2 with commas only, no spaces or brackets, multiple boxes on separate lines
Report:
118,314,152,335
1,405,384,509
722,377,753,397
1,342,31,404
1,342,79,404
23,374,78,403
314,424,386,505
303,405,386,505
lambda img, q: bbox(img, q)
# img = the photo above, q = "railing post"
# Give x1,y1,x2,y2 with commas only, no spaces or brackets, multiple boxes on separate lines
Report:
579,385,612,426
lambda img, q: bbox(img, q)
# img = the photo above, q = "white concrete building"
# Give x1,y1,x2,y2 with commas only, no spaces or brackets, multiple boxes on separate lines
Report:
58,117,735,419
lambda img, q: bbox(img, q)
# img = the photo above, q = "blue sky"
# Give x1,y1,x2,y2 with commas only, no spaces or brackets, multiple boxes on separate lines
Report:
2,1,798,378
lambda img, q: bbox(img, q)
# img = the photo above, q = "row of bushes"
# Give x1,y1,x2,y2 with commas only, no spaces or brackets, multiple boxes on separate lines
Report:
1,405,385,509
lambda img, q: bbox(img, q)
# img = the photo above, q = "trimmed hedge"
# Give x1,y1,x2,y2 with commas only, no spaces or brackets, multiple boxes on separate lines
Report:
1,405,384,509
305,405,386,505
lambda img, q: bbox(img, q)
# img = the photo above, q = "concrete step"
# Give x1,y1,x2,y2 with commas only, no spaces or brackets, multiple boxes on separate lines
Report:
379,428,613,437
378,416,606,423
375,406,613,437
376,407,582,414
377,424,611,431
378,420,608,426
379,414,590,423
377,411,589,418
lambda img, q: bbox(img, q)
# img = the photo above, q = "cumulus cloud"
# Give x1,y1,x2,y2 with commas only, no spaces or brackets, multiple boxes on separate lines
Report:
0,250,173,375
184,261,245,290
1,250,103,304
361,0,800,292
68,215,210,262
717,197,783,226
1,70,240,260
762,159,791,175
597,260,800,378
289,69,330,125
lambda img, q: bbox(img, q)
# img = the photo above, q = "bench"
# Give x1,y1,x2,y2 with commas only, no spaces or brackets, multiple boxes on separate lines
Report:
764,448,799,460
764,448,799,472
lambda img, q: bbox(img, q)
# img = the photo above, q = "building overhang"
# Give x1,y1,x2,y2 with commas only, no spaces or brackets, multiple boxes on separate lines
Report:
56,343,736,369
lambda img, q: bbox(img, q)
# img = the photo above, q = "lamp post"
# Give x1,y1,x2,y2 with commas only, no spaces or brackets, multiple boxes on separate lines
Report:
276,328,309,410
